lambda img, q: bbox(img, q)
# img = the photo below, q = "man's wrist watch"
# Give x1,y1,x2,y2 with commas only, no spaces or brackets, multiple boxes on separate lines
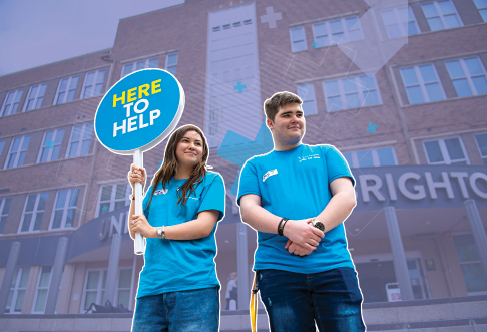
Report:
278,218,289,236
311,218,325,232
156,227,163,239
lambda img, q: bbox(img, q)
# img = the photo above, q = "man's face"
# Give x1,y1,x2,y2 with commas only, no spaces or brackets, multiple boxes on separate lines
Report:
267,102,306,145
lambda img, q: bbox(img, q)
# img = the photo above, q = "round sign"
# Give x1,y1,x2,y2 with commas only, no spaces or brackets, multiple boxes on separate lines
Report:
94,68,184,154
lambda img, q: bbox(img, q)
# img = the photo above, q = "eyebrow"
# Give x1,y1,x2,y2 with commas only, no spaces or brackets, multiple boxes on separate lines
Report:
281,111,304,115
182,136,202,142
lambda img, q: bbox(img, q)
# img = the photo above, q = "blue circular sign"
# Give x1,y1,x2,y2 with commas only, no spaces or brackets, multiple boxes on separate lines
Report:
94,68,184,154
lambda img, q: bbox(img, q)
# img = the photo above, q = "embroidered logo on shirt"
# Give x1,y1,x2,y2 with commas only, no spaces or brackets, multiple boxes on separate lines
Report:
298,154,320,162
263,169,278,182
154,189,168,195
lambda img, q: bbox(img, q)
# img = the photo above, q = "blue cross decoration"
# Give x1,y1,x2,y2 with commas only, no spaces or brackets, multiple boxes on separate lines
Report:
312,41,319,48
45,140,54,149
102,205,108,212
234,81,247,93
367,122,378,134
217,121,274,195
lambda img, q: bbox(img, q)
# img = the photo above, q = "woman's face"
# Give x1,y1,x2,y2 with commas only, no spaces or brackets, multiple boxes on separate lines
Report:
175,130,203,167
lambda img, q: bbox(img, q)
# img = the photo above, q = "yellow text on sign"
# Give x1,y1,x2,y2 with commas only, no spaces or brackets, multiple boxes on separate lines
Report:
112,79,162,108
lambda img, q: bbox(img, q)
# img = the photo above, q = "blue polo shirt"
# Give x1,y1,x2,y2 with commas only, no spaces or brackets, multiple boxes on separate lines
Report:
237,144,356,274
137,171,225,298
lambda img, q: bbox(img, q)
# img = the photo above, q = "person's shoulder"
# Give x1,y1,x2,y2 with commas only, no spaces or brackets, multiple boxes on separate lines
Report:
243,150,273,166
204,171,224,184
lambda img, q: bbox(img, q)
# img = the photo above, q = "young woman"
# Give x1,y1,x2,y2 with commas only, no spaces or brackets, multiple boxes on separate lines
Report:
127,124,225,332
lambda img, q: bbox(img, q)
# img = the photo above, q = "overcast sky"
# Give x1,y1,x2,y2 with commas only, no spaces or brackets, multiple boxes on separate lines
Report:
0,0,185,76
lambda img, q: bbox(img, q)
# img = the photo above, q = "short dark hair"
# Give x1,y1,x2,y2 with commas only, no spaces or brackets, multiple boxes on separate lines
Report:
264,91,303,122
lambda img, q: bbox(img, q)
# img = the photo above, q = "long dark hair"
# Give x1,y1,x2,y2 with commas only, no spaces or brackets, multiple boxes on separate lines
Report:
143,125,210,217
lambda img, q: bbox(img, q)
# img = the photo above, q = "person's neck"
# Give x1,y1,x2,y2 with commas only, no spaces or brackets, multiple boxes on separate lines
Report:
174,164,193,180
274,140,302,151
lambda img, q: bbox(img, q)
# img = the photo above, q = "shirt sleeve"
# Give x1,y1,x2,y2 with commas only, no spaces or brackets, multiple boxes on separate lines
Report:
142,185,153,220
197,174,225,222
325,145,356,187
236,159,260,206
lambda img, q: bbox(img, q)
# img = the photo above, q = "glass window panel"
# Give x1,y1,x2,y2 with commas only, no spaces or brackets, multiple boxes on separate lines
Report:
382,10,395,25
302,100,317,115
56,92,65,104
101,186,112,202
19,268,30,287
315,23,327,36
452,79,472,97
419,65,436,82
316,35,329,47
136,61,145,70
56,190,67,209
5,92,14,104
387,25,401,39
343,79,357,93
167,54,177,66
65,210,74,228
117,290,130,308
33,212,43,231
357,150,374,167
480,9,487,21
87,271,99,289
11,269,19,287
346,17,358,29
118,270,132,288
21,136,30,150
360,76,375,89
21,214,32,232
80,140,90,156
454,235,480,261
325,81,340,95
424,140,444,162
14,291,24,312
474,0,487,8
26,195,36,212
475,133,487,156
291,28,304,40
102,271,107,289
148,58,159,68
444,137,465,160
84,292,97,310
377,147,396,165
39,84,47,96
69,77,78,89
465,58,483,76
408,21,419,35
444,14,460,28
96,70,106,84
407,86,424,104
330,20,343,33
428,17,444,31
364,90,379,105
85,73,94,85
425,83,443,101
293,40,306,51
122,64,132,77
327,96,342,111
472,76,487,94
115,184,126,199
69,189,80,207
67,90,75,102
38,193,48,210
346,93,360,108
460,264,487,293
422,3,438,18
438,1,455,14
114,201,126,210
52,211,63,229
446,61,464,79
39,267,51,287
401,68,418,85
59,79,68,91
34,290,47,312
30,86,38,98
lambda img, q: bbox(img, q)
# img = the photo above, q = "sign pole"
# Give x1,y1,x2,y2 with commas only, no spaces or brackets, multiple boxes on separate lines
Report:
133,148,144,254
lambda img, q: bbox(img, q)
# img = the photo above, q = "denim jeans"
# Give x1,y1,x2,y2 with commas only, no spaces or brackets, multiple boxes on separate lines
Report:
258,267,366,332
131,287,219,332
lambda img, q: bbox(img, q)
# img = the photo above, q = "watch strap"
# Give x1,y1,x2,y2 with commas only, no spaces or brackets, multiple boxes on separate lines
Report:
278,218,289,236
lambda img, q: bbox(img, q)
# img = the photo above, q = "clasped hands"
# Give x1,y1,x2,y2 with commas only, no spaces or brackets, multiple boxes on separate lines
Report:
283,218,325,257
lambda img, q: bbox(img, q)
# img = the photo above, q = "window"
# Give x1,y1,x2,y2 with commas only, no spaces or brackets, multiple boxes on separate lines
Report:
0,140,5,155
165,53,178,75
474,0,487,22
343,147,398,168
400,64,445,104
122,57,158,77
453,234,487,295
1,89,23,117
312,16,363,48
82,70,106,99
97,183,130,217
18,193,49,233
50,188,79,230
37,129,64,163
297,84,318,115
421,1,463,31
290,27,307,52
23,84,47,112
423,136,469,164
5,267,30,314
4,135,31,170
32,266,52,313
0,197,12,234
323,75,382,111
475,133,487,164
81,268,132,312
446,57,487,97
67,123,93,158
381,6,421,38
55,76,79,105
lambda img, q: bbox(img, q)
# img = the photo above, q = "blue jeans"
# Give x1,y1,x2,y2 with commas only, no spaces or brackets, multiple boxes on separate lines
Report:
131,287,219,332
258,267,366,332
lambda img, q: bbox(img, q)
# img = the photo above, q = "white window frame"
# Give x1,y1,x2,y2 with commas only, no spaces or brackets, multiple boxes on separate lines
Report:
474,132,487,164
421,0,464,31
311,16,364,48
66,123,93,158
1,89,23,117
37,129,65,163
343,146,398,168
80,268,132,313
4,135,31,170
49,188,80,230
290,26,307,52
400,64,446,104
453,233,487,296
115,268,133,310
18,192,49,233
81,69,106,99
474,0,487,22
297,84,318,115
165,53,178,75
31,266,52,314
121,57,159,78
23,83,47,112
423,136,470,165
54,76,79,105
95,183,131,218
446,57,487,97
5,267,30,314
0,197,12,235
381,6,421,38
322,75,383,112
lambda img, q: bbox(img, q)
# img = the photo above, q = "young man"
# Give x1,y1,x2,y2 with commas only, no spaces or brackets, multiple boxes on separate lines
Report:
237,91,365,331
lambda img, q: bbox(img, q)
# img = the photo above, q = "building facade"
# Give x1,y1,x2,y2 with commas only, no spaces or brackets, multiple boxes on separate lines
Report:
0,0,486,317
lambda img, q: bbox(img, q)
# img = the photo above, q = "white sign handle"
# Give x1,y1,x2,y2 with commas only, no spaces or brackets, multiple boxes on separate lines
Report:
133,149,145,255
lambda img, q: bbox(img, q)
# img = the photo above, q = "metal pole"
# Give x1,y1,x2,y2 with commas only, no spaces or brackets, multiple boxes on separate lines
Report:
133,148,144,255
45,237,68,314
464,199,487,277
236,223,250,310
0,242,21,313
384,207,414,301
103,234,122,305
